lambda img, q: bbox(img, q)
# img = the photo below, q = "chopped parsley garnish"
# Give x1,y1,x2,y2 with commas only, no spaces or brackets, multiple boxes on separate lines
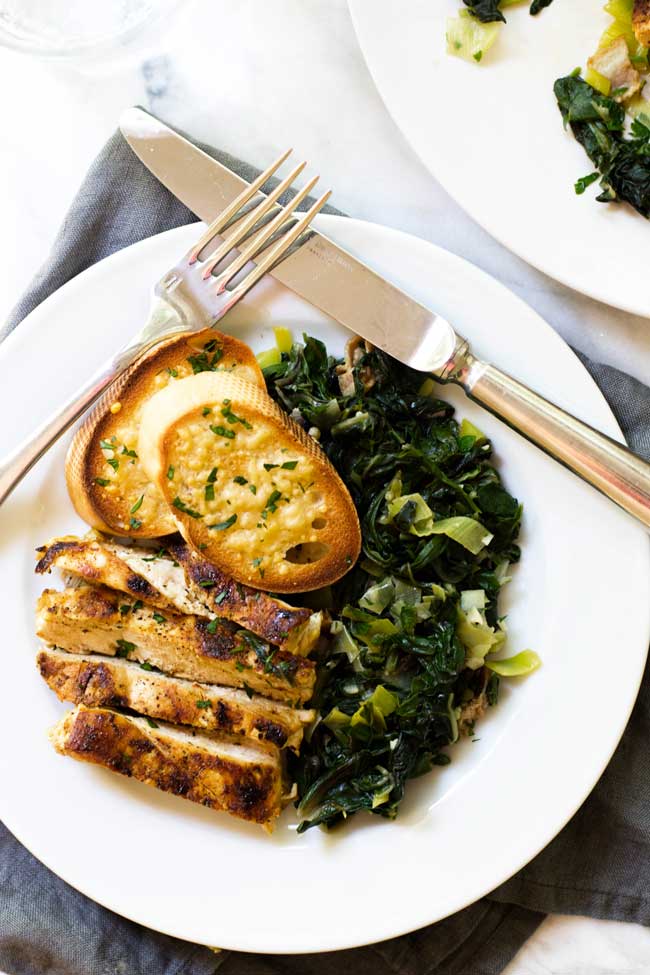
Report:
205,483,215,502
167,465,175,480
233,475,248,485
263,463,278,472
119,604,131,616
152,613,166,624
574,171,600,196
141,549,166,562
199,580,215,588
251,557,263,567
145,717,159,728
221,403,252,429
209,513,238,531
242,683,254,700
281,460,298,470
206,618,219,634
187,343,223,373
129,517,143,530
132,600,144,612
202,407,212,416
207,467,218,482
172,497,203,519
196,699,212,709
210,424,236,439
167,367,178,377
140,662,155,671
249,484,257,494
122,447,138,458
262,489,283,518
115,639,136,658
94,477,110,487
235,661,245,672
107,457,119,471
215,590,228,604
99,439,115,451
130,495,144,514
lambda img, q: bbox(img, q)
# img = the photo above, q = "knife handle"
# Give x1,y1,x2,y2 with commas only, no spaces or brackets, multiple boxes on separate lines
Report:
446,350,650,529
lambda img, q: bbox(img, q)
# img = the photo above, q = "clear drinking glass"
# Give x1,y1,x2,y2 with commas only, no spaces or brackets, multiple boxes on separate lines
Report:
0,0,189,60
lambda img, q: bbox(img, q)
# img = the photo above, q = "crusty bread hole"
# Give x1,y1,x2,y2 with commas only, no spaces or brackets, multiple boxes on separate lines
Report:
311,518,327,530
285,542,330,564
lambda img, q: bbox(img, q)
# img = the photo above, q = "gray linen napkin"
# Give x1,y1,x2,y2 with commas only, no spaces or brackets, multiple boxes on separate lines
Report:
2,129,649,975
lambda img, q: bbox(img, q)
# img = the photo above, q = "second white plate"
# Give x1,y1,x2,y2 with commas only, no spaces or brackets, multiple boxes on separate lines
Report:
349,0,650,317
0,215,648,953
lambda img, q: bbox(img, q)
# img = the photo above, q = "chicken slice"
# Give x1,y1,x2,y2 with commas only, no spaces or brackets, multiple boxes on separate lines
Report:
38,647,315,751
50,705,288,830
35,534,322,655
36,586,315,705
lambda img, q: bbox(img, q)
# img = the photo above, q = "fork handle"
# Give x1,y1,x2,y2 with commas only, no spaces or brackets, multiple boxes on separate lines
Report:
0,358,132,507
446,348,650,529
0,295,188,506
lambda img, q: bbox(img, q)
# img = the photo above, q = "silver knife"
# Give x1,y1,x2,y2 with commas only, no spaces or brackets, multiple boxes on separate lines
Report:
119,107,455,372
120,107,650,529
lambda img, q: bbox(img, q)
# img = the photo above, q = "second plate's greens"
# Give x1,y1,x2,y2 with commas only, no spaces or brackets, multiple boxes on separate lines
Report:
263,335,537,832
448,0,557,64
554,1,650,219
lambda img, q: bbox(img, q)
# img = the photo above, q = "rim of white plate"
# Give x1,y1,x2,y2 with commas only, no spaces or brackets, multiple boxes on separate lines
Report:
0,215,648,953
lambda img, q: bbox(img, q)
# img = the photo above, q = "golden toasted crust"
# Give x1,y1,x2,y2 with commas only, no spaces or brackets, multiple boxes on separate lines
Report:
65,330,265,538
633,0,650,48
37,647,314,751
49,705,286,829
138,372,361,592
35,533,322,655
36,586,316,705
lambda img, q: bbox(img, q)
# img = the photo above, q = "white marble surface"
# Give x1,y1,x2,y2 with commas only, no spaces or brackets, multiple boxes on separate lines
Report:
0,0,649,970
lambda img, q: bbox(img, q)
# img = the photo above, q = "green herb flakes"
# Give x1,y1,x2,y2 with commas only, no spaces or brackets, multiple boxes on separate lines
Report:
172,497,203,519
209,513,237,531
115,639,136,658
210,424,236,439
130,495,144,514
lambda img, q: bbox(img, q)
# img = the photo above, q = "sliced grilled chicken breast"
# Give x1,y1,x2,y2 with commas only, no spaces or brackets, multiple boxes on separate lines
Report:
36,586,315,705
50,705,287,829
38,647,314,751
35,534,322,655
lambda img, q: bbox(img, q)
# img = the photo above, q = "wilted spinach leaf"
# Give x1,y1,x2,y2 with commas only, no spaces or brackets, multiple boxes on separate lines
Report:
463,0,555,22
555,73,650,219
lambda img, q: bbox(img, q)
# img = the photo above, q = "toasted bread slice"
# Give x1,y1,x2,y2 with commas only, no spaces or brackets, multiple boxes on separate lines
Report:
38,647,314,751
633,0,650,48
50,705,287,829
137,372,361,592
65,330,264,538
35,533,322,655
36,586,315,705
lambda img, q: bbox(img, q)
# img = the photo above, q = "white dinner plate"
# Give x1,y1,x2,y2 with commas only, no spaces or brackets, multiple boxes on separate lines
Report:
348,0,650,317
0,216,648,953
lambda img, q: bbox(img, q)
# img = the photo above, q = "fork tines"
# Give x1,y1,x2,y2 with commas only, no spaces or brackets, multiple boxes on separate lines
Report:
187,150,330,297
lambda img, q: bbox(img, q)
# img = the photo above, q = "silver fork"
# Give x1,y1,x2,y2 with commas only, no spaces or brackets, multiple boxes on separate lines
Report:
0,151,330,506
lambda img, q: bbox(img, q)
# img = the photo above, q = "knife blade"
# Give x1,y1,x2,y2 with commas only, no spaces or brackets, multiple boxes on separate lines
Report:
119,106,457,373
118,108,650,530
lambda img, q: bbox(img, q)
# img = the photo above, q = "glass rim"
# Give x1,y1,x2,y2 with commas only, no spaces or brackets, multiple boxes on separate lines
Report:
0,0,188,59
